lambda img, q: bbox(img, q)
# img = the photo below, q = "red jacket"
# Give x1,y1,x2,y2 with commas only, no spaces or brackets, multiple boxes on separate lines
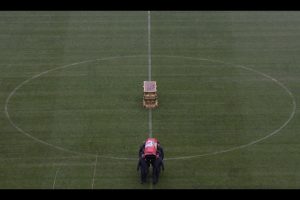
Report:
144,138,158,156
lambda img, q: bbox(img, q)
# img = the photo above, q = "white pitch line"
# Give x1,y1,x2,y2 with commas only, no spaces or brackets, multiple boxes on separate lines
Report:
4,55,148,160
148,11,153,138
158,55,297,161
148,11,154,188
4,54,296,161
148,11,152,81
0,155,92,161
15,162,95,167
149,109,153,138
52,168,59,189
91,155,98,189
149,180,153,189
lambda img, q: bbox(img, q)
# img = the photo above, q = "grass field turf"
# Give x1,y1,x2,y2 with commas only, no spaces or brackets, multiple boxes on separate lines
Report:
1,11,300,188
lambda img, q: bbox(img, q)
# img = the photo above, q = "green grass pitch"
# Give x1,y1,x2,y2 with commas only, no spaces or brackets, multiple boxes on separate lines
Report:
1,11,300,188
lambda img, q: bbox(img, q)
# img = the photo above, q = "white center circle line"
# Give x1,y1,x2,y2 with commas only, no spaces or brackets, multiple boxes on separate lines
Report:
4,55,297,161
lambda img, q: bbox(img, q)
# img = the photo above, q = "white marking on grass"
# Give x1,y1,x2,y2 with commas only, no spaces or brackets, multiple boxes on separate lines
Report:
149,109,153,138
148,11,152,81
91,155,98,189
4,55,296,161
0,155,89,161
16,162,96,167
4,55,147,160
52,168,59,189
147,11,153,138
158,55,297,160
